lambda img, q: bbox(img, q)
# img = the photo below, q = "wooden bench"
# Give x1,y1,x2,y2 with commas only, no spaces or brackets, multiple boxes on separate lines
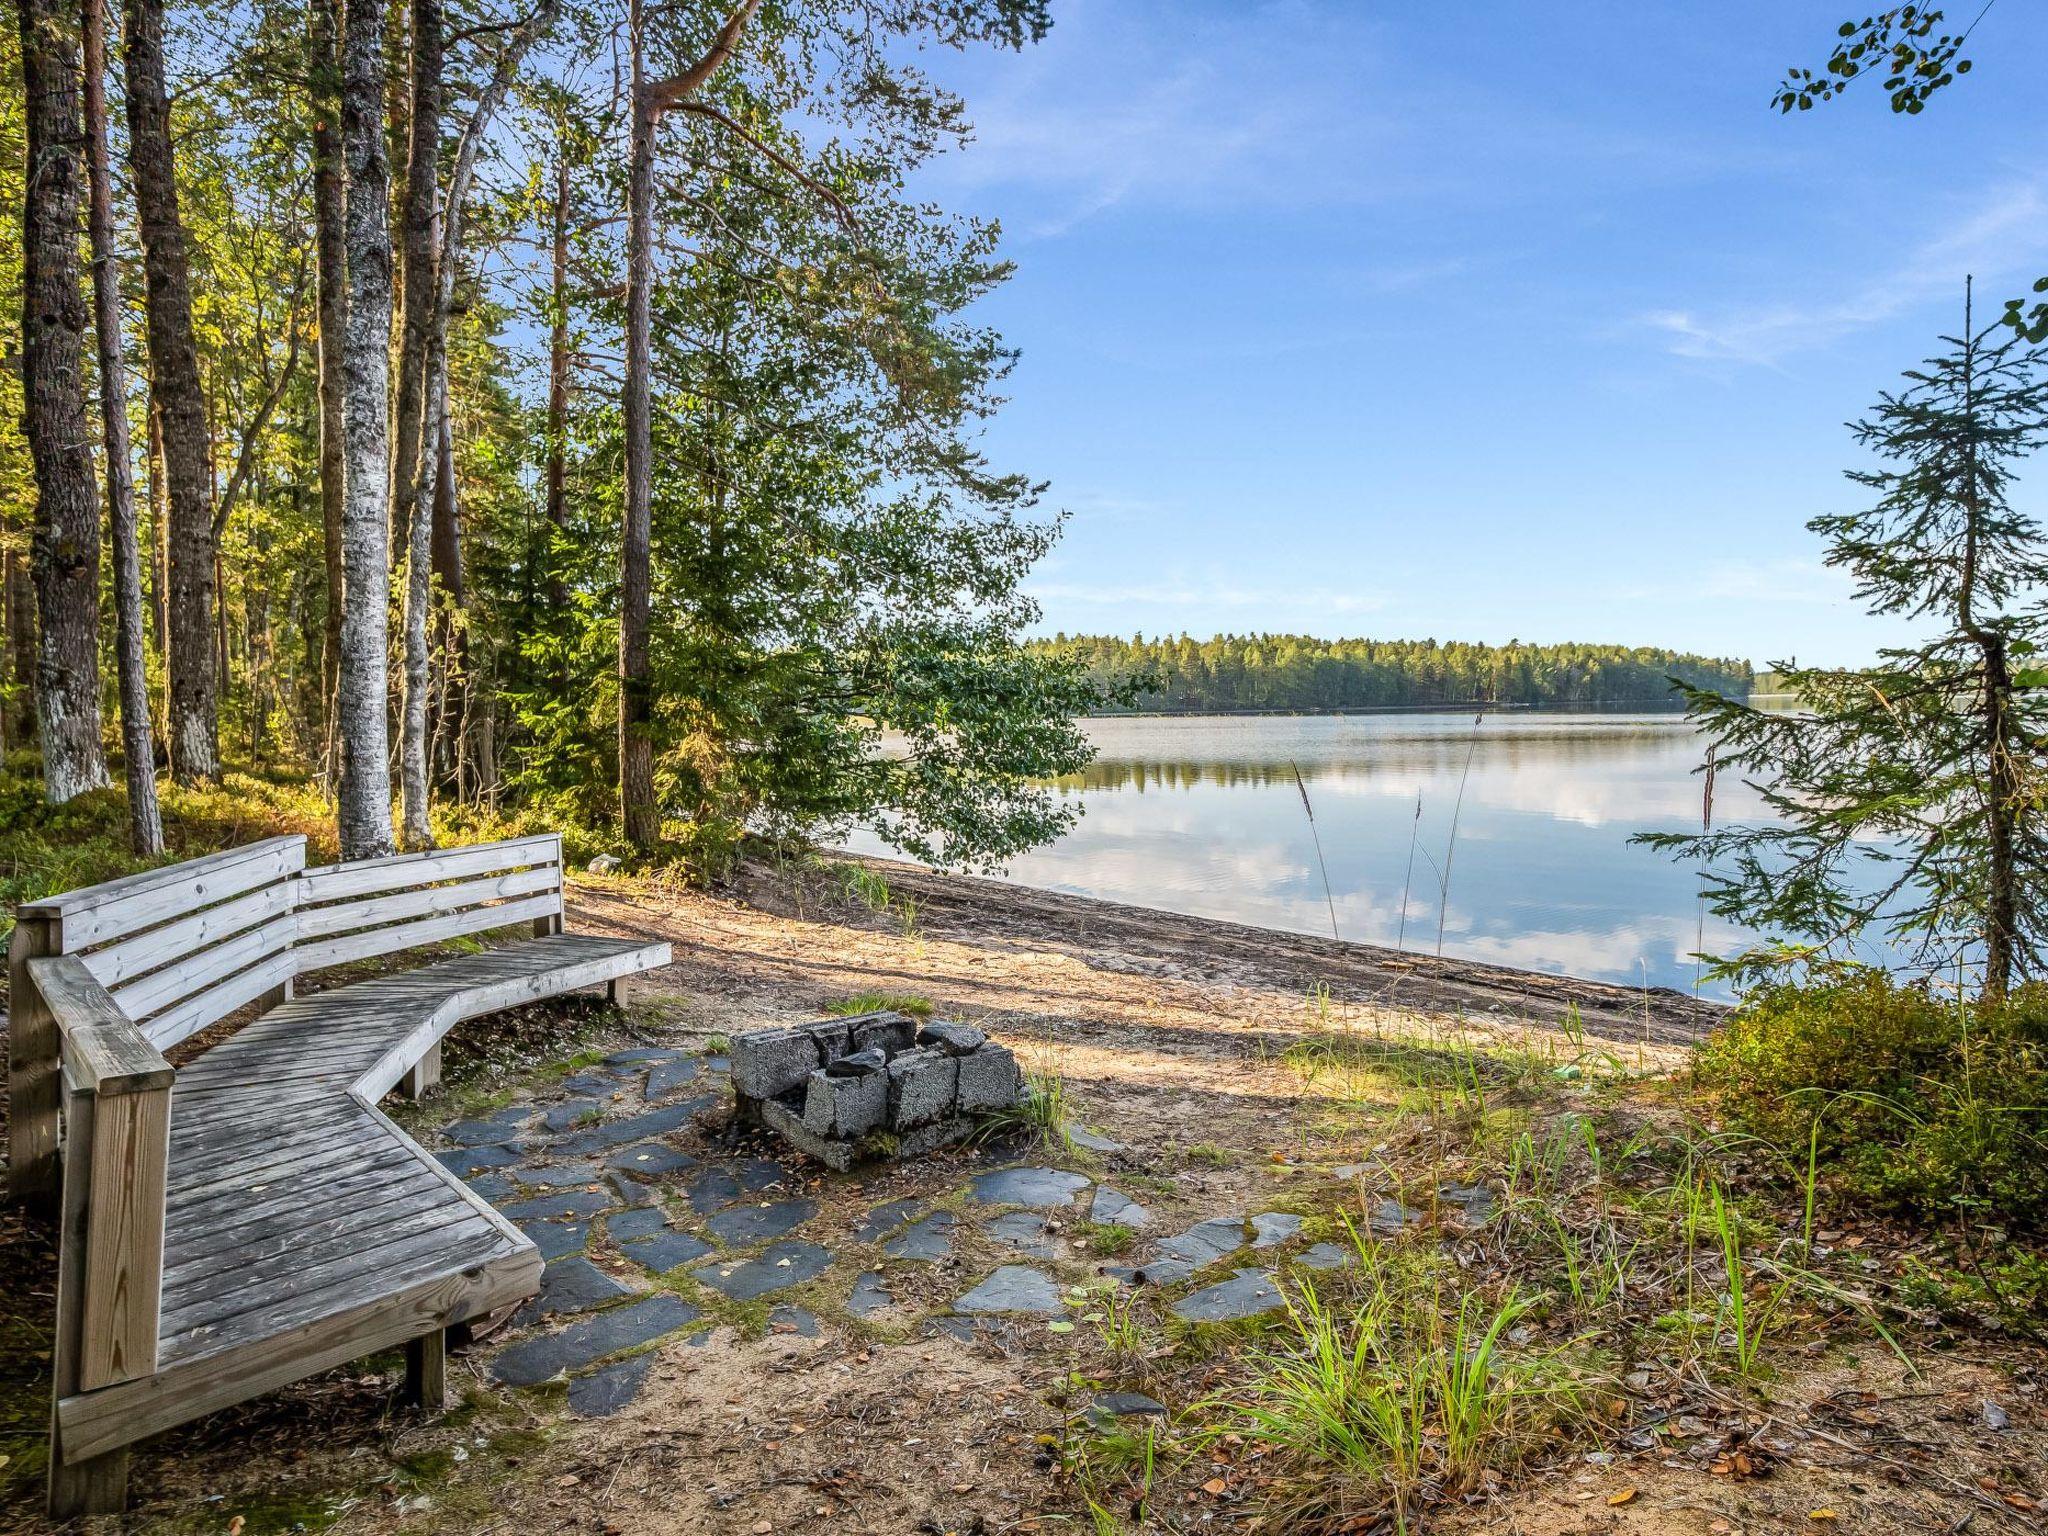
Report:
5,833,671,1516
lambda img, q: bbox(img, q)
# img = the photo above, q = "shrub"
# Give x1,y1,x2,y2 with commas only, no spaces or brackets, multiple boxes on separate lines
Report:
1696,974,2048,1231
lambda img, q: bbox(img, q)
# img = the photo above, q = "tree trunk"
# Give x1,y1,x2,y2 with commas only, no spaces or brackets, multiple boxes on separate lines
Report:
335,0,395,859
1981,631,2017,999
123,0,219,783
544,149,570,609
620,0,659,850
17,0,110,802
83,0,163,853
309,0,346,788
2,548,33,750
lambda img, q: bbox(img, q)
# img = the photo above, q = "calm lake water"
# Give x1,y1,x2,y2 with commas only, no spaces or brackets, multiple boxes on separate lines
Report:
849,710,1867,999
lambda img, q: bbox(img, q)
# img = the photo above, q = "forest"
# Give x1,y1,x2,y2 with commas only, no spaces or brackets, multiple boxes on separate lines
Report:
1044,632,1757,713
2,0,1095,875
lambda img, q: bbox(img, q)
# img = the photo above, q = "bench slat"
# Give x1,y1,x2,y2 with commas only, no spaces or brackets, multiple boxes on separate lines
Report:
81,882,295,990
293,834,560,905
26,837,306,950
296,864,560,940
111,913,299,1023
292,893,562,974
139,951,296,1051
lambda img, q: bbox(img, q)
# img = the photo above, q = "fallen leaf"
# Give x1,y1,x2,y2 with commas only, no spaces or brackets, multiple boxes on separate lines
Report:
1607,1489,1637,1506
1201,1478,1228,1497
228,1519,246,1536
1809,1513,1839,1523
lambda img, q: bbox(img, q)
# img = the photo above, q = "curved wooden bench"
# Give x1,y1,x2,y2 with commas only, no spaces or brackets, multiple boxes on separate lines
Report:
5,834,671,1516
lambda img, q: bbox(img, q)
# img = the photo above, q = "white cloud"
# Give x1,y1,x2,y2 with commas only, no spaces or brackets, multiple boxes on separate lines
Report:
1641,177,2048,366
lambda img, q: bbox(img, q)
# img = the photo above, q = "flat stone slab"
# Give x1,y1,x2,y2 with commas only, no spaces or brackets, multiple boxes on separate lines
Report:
508,1161,605,1191
607,1047,691,1066
518,1218,591,1262
1091,1187,1150,1228
1065,1124,1122,1153
770,1305,820,1337
1294,1241,1356,1271
504,1189,612,1222
1092,1391,1167,1420
608,1142,696,1178
1105,1256,1198,1287
848,1270,894,1318
1160,1216,1247,1266
1172,1268,1283,1323
541,1099,608,1134
646,1058,701,1098
706,1197,817,1247
969,1167,1091,1209
691,1239,834,1301
1368,1198,1425,1236
687,1167,746,1212
1438,1183,1497,1225
987,1210,1061,1258
608,1205,673,1242
606,1171,660,1208
854,1197,927,1241
883,1211,956,1263
561,1068,634,1097
490,1293,698,1386
566,1352,657,1417
516,1256,631,1322
622,1229,715,1273
1250,1212,1303,1250
551,1100,703,1156
443,1106,533,1146
437,1142,523,1175
953,1265,1063,1316
465,1172,515,1203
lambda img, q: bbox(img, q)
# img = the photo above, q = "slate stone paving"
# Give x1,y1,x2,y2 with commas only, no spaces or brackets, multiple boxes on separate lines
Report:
1294,1241,1356,1271
507,1162,605,1192
443,1105,534,1146
769,1305,821,1337
518,1219,591,1261
954,1265,1063,1316
1250,1212,1303,1249
646,1058,701,1098
607,1141,695,1177
1173,1268,1283,1323
566,1351,657,1417
490,1294,699,1386
883,1211,956,1262
848,1270,894,1318
517,1256,631,1322
1092,1391,1167,1421
853,1196,926,1241
1369,1198,1425,1235
968,1167,1092,1208
987,1210,1061,1258
705,1197,816,1246
1438,1182,1497,1225
438,1142,522,1175
1091,1187,1150,1227
1160,1216,1248,1266
503,1189,612,1221
541,1099,605,1133
691,1239,834,1301
607,1205,672,1242
621,1229,715,1273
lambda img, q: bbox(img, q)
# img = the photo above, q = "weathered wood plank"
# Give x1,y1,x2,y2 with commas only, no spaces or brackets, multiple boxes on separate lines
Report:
23,837,305,948
292,894,563,974
296,864,559,939
78,1084,170,1391
110,912,299,1022
60,1247,540,1461
164,1154,426,1258
293,834,560,905
403,1328,446,1410
139,950,296,1051
30,956,175,1095
7,912,63,1205
49,1079,130,1515
79,881,294,990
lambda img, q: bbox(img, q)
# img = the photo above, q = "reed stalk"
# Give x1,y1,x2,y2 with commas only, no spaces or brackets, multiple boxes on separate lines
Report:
1436,712,1484,958
1292,759,1340,941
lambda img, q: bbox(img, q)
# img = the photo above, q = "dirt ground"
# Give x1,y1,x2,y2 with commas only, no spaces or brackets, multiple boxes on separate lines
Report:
1,858,2041,1536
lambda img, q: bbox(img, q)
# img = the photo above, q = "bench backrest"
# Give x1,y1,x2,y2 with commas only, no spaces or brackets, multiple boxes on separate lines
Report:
16,833,566,1052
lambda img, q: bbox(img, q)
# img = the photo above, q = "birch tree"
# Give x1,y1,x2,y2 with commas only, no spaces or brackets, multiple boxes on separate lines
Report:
83,0,163,852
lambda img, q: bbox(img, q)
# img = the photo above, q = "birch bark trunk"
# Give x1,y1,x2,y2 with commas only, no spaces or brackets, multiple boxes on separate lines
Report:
335,0,396,858
620,0,659,849
84,0,163,853
310,0,346,786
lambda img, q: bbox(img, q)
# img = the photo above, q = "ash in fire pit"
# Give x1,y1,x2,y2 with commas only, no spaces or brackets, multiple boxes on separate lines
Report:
731,1011,1024,1170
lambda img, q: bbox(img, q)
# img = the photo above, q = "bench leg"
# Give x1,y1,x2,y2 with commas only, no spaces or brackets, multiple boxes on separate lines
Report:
606,978,621,1007
48,1434,128,1518
404,1328,448,1412
401,1042,441,1101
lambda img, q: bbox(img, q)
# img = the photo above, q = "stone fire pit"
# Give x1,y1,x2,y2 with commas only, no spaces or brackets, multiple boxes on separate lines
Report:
731,1011,1024,1171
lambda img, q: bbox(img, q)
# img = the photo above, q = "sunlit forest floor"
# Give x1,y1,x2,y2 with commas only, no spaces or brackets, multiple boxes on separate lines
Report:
3,829,2044,1533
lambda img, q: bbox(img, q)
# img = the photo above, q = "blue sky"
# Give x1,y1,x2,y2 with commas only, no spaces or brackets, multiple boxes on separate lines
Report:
900,0,2048,667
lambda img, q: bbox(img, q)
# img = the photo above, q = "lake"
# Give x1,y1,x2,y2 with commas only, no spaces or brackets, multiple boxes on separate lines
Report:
847,710,1869,1000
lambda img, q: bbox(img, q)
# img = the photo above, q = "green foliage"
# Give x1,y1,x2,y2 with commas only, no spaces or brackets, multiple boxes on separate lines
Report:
824,991,933,1019
1645,314,2048,986
1774,6,1974,116
1696,974,2048,1231
1039,633,1752,714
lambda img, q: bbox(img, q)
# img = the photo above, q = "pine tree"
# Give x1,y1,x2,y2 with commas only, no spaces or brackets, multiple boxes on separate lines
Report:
1647,290,2048,995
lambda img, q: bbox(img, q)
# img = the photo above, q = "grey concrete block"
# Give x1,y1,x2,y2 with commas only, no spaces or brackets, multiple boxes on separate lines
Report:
806,1019,853,1061
849,1012,919,1058
917,1021,987,1056
732,1027,824,1100
886,1047,958,1128
956,1044,1023,1112
803,1066,887,1138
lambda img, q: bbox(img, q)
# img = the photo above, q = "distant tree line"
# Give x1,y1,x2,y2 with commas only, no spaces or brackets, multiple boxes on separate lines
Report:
1035,633,1757,713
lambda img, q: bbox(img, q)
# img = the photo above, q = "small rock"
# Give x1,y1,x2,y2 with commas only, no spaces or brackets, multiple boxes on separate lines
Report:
825,1045,888,1076
915,1021,987,1056
586,854,623,874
